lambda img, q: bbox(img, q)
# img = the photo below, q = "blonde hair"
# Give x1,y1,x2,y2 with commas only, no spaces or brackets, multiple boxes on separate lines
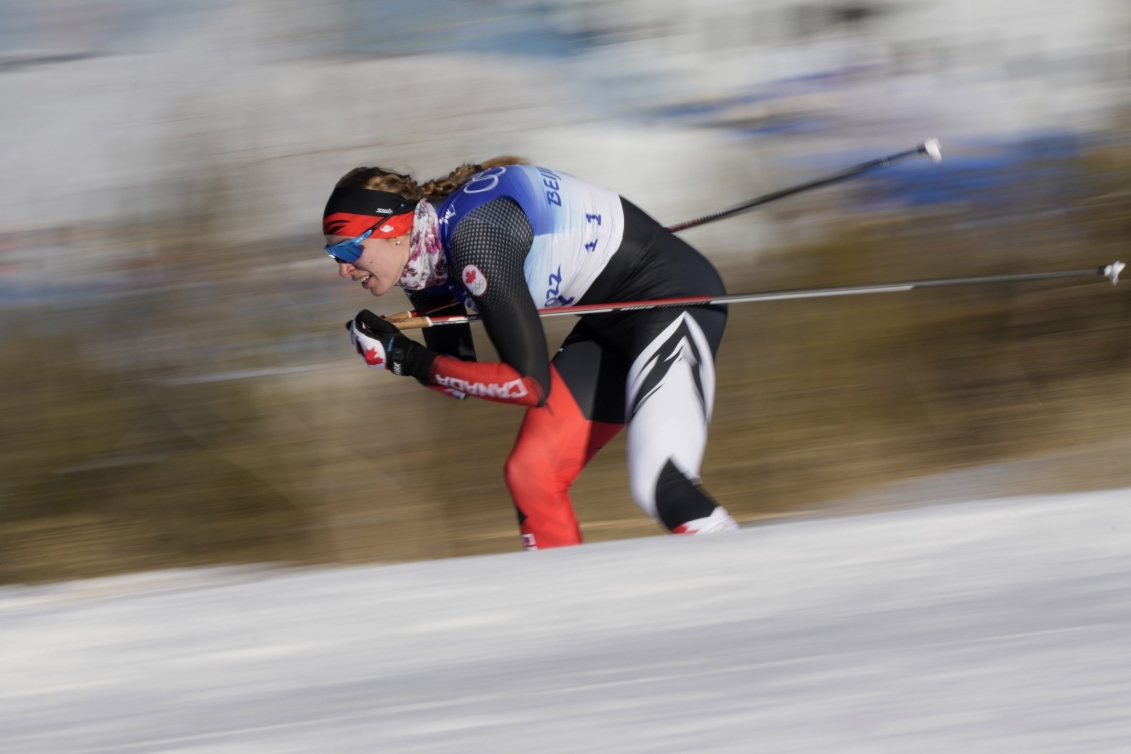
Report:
336,156,529,202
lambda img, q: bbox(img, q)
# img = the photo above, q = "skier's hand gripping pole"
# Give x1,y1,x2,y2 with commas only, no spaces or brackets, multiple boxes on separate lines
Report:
346,310,437,376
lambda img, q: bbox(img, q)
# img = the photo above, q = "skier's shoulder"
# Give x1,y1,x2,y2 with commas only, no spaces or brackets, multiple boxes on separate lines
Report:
448,197,534,267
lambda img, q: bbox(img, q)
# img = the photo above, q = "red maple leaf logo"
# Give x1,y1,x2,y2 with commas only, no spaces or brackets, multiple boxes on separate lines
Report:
464,269,477,284
363,347,384,366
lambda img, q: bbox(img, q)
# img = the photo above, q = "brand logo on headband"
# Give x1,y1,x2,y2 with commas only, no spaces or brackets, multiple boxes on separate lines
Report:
376,208,393,214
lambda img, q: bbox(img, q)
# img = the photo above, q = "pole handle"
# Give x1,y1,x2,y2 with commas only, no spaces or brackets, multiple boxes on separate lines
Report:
375,310,434,330
394,317,432,330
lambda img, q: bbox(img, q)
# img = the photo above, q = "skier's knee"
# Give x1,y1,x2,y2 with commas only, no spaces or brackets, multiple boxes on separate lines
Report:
504,445,537,499
504,440,560,501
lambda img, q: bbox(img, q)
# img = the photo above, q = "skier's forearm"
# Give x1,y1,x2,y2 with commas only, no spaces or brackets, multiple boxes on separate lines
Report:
427,355,544,406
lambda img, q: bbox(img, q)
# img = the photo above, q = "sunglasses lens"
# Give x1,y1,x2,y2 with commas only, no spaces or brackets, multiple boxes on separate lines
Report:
323,227,375,264
325,239,362,264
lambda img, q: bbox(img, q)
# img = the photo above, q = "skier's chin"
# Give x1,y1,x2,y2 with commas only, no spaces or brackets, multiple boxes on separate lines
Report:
363,277,392,296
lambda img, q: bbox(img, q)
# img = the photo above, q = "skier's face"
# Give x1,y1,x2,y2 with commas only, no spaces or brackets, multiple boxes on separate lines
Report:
328,232,410,297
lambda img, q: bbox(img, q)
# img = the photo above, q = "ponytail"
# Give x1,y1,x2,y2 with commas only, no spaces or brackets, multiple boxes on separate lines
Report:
419,156,529,201
334,156,529,204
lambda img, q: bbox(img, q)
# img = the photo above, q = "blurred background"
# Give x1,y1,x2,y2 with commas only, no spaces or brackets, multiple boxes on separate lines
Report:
2,0,1131,583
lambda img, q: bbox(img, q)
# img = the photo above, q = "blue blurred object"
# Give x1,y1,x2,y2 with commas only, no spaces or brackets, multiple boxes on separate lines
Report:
0,0,222,56
341,0,578,58
855,133,1087,210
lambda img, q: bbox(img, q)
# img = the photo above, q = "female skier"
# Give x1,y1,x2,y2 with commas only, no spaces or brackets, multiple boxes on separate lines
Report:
323,158,739,549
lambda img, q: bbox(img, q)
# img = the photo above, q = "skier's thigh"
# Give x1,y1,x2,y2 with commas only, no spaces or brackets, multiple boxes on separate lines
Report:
552,322,627,426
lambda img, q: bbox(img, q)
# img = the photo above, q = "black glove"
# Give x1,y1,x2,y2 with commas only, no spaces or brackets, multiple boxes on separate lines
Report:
346,310,437,381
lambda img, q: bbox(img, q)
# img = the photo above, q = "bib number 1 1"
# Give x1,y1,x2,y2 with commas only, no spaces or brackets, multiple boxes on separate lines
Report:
584,213,601,252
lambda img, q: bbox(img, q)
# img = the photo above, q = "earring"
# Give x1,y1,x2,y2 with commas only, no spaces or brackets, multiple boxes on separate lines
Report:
395,239,401,245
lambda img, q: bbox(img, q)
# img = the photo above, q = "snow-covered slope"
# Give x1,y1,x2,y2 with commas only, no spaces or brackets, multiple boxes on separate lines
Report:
2,487,1130,752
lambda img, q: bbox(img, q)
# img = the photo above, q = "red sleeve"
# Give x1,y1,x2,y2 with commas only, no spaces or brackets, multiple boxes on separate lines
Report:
423,384,467,401
428,354,545,406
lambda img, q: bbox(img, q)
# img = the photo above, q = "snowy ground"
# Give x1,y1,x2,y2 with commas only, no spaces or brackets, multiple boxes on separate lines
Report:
2,487,1130,753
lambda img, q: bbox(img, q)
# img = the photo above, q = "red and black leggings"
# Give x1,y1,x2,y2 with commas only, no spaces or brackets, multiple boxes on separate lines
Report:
505,305,727,549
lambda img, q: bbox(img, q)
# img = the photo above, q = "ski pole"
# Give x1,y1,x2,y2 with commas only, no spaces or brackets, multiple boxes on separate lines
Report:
664,138,942,233
385,261,1124,329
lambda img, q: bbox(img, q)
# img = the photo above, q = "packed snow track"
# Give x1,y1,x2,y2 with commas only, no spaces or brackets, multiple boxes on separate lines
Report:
2,488,1130,753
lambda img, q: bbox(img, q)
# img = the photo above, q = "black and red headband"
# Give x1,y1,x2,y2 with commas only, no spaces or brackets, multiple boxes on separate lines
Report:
322,188,418,238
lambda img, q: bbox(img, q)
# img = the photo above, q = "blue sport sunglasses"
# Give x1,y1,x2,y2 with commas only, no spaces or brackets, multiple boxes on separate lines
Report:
325,227,375,264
